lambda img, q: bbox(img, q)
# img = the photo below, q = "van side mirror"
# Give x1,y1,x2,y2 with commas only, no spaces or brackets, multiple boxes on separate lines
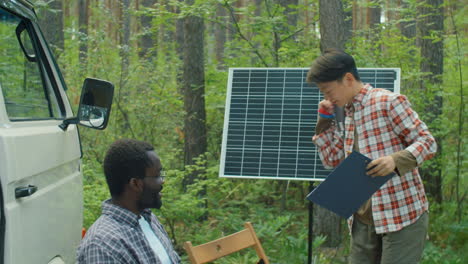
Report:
77,78,114,129
59,78,114,131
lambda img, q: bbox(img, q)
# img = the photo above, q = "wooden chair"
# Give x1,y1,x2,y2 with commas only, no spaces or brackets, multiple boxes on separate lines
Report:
184,222,270,264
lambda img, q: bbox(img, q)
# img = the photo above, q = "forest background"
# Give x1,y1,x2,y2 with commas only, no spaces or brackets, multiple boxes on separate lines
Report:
34,0,466,263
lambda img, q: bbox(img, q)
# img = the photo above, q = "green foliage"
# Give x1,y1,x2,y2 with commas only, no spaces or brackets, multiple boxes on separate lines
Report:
423,202,468,263
82,158,109,228
422,242,465,264
50,0,467,262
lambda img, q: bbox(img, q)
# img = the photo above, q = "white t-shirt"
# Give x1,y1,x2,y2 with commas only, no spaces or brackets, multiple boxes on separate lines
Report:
138,217,172,264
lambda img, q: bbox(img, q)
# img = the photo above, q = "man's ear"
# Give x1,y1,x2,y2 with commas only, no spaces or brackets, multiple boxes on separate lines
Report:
342,72,356,88
344,72,355,82
128,178,143,193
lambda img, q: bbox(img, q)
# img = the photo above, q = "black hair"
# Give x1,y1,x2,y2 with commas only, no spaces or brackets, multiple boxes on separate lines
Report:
306,49,360,84
103,139,155,197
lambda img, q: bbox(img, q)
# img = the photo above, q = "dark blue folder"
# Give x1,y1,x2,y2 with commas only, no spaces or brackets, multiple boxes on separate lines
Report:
306,151,395,219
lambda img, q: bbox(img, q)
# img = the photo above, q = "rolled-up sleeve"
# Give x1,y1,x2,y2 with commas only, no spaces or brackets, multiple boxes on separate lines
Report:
389,95,437,165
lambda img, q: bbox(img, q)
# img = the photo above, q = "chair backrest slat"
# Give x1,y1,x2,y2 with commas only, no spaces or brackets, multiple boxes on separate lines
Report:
184,222,269,264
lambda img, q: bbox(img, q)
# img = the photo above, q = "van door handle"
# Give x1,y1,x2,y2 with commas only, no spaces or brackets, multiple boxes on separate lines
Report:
15,185,38,199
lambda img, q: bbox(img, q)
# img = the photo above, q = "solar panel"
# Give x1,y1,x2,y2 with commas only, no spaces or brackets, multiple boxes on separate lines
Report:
220,68,401,181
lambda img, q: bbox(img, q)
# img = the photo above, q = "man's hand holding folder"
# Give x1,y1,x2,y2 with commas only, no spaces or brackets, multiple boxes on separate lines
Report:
306,151,395,219
366,155,396,177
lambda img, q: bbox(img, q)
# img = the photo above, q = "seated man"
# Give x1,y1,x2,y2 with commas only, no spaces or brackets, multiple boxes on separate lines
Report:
77,139,181,264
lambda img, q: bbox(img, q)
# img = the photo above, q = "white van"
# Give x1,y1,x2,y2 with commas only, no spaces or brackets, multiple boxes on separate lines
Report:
0,0,114,263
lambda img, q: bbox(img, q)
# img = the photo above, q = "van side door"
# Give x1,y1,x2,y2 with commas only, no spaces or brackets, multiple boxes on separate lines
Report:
0,4,82,264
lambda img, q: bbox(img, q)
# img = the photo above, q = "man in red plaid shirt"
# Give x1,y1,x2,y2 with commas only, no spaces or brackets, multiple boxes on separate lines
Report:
307,49,436,264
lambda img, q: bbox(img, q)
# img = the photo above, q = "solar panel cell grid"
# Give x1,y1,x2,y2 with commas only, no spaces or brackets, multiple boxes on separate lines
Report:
221,68,400,181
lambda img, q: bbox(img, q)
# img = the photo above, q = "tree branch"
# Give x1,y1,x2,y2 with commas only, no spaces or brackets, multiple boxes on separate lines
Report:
223,0,270,67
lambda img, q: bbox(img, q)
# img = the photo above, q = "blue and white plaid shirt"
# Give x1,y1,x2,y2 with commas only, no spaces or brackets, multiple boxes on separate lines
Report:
77,199,181,264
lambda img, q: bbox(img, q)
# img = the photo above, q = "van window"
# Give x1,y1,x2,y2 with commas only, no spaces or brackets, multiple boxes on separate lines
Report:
0,8,61,120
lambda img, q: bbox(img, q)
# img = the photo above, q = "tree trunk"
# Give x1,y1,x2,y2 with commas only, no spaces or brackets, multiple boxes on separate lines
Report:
313,202,342,246
319,0,351,52
175,1,184,62
367,0,381,29
38,0,64,57
116,0,134,135
105,0,116,42
274,0,299,66
160,0,174,59
139,0,157,60
367,0,382,51
416,0,444,203
352,0,367,32
277,0,299,28
399,0,416,40
254,0,262,16
315,0,352,247
214,3,227,70
78,0,89,67
182,1,207,186
120,0,131,78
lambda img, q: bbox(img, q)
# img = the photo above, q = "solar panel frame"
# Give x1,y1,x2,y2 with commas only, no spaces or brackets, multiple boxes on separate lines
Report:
220,68,401,182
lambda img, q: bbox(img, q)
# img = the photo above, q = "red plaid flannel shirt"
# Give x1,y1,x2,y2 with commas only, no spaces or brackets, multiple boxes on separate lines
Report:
314,84,436,234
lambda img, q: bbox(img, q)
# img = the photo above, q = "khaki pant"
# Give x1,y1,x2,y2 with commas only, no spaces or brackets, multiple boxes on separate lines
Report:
350,212,428,264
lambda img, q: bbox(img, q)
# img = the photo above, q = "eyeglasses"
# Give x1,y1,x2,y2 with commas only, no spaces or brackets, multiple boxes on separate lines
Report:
159,170,166,181
142,169,166,181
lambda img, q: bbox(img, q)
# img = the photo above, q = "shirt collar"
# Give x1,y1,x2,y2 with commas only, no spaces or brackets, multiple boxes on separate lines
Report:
345,83,372,116
101,199,153,227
